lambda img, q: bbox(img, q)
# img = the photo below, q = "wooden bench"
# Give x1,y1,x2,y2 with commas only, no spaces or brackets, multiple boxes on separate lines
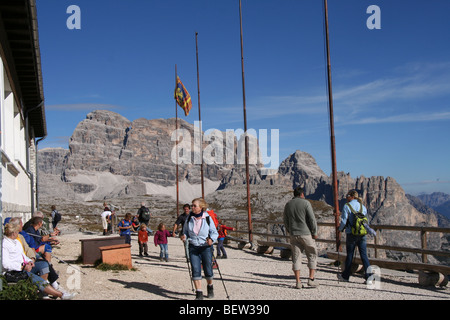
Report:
99,244,132,269
257,240,292,259
80,236,126,264
225,235,252,249
327,251,449,287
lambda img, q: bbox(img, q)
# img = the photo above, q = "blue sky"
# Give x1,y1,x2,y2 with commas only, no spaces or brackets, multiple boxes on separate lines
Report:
36,0,450,196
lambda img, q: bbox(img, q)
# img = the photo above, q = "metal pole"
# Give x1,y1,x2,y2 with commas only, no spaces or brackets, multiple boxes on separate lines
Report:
0,170,3,292
239,0,253,244
0,93,3,291
175,65,180,217
324,0,341,251
195,32,205,199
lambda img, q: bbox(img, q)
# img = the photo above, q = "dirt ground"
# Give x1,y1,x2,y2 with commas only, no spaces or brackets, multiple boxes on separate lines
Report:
48,221,449,304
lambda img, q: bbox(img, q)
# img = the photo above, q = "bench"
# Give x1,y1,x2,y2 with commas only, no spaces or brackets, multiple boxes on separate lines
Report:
257,240,292,259
80,236,126,264
99,244,132,269
327,251,449,287
225,235,252,249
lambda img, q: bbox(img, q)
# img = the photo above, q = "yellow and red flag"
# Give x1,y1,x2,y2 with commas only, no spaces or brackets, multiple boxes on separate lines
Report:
174,76,192,116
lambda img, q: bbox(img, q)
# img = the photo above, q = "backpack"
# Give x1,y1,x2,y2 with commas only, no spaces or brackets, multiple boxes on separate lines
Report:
140,207,150,220
345,203,368,236
53,210,61,223
219,224,228,236
206,209,219,228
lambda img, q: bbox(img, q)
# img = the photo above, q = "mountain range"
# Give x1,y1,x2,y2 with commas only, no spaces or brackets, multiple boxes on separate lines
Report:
37,110,449,264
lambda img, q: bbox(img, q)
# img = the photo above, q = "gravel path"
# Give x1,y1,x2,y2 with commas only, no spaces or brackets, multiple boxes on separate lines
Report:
50,223,449,301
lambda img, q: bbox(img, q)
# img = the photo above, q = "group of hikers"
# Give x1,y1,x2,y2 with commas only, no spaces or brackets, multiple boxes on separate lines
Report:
2,187,376,300
100,187,376,300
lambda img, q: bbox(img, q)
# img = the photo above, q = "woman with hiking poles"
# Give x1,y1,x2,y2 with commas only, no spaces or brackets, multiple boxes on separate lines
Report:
180,198,219,300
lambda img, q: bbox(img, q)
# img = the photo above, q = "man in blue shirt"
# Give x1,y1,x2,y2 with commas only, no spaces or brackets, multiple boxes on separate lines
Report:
23,217,53,263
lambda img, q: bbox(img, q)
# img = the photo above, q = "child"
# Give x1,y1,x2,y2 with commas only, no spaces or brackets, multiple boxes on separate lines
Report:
118,213,133,244
138,223,149,257
154,223,171,262
131,214,140,232
217,219,236,259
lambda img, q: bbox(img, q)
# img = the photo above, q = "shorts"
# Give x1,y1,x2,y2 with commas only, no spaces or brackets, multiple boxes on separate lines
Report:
101,216,108,229
290,235,317,271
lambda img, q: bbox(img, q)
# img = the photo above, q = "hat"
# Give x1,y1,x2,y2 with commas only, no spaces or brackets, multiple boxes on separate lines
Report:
3,217,11,226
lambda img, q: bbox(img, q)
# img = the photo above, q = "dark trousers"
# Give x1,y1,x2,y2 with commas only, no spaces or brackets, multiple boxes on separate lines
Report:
139,241,148,255
217,238,227,257
342,233,371,280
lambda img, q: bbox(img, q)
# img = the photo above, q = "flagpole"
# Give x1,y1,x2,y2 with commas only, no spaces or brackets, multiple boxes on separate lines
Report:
175,64,180,217
323,0,341,252
239,0,253,245
195,32,205,199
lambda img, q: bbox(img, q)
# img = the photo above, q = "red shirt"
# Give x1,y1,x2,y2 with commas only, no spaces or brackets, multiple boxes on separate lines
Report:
138,230,148,243
218,225,234,238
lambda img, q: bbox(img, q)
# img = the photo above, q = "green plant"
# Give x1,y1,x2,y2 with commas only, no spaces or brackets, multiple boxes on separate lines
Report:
95,262,136,271
0,276,40,300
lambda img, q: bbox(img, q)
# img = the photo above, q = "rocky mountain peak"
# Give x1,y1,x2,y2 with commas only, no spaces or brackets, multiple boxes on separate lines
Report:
278,150,327,179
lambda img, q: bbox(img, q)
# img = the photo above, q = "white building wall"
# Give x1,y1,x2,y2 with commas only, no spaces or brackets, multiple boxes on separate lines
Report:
0,57,33,221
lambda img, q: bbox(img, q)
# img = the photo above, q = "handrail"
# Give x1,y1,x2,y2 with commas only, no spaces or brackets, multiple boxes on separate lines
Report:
221,218,450,263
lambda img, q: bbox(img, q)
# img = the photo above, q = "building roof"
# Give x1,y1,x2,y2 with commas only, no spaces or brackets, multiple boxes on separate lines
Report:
0,0,46,138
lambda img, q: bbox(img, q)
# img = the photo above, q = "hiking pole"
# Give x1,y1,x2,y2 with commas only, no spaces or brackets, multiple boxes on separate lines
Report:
52,254,87,275
184,241,195,293
212,254,230,300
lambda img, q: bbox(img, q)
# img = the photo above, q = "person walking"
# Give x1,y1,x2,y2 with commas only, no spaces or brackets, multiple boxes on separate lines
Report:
137,202,153,235
138,223,149,257
50,205,61,232
180,198,219,300
216,219,235,259
154,223,172,262
173,204,191,236
337,189,373,284
283,186,319,289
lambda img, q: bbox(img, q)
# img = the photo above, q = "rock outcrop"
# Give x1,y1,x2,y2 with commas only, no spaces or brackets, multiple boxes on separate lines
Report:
38,110,449,264
39,110,261,202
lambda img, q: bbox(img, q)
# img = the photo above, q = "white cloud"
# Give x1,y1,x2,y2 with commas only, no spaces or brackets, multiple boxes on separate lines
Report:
246,61,450,125
342,111,450,125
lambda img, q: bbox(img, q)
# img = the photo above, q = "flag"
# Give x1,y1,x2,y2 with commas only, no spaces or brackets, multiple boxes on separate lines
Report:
174,76,192,116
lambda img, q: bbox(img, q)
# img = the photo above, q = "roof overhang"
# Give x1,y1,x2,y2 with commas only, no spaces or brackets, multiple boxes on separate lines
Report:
0,0,46,138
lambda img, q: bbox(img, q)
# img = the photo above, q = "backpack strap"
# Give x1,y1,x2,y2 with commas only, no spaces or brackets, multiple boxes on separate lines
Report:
344,202,364,229
185,213,210,239
345,203,363,214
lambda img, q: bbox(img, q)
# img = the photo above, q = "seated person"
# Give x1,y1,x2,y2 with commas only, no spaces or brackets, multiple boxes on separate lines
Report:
7,217,63,291
23,216,54,263
23,211,60,244
2,221,74,299
131,214,140,232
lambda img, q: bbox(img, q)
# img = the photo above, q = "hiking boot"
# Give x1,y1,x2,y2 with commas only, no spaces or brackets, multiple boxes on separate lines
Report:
195,290,204,300
206,284,214,299
295,282,303,289
337,273,349,282
307,278,319,288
